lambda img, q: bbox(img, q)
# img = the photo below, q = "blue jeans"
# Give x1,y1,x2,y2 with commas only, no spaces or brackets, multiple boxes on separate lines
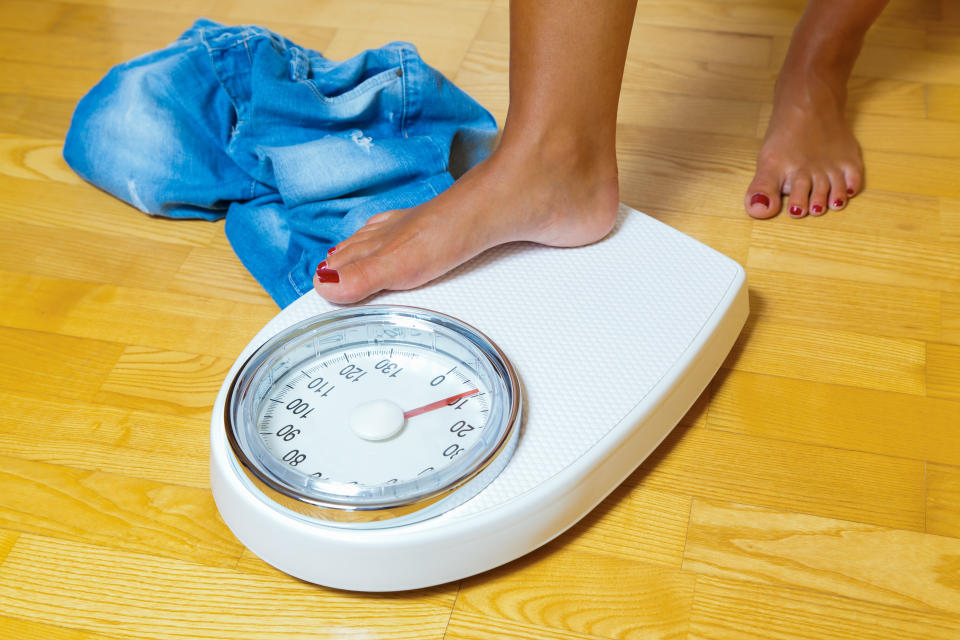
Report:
64,19,498,307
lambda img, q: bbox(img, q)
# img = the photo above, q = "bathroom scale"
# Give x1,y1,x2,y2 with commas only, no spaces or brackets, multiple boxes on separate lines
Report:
210,204,748,591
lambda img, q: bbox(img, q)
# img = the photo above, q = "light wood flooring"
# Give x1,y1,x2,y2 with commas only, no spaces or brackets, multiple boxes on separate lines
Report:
1,0,959,638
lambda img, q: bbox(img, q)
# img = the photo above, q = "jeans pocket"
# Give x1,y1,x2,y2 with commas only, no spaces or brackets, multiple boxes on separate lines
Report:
299,65,403,105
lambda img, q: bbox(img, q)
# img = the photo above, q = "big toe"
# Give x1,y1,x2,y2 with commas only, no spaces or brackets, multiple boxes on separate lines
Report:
314,256,389,304
744,170,782,219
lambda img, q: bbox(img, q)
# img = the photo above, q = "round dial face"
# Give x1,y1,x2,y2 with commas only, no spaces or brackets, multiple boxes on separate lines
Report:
258,344,492,485
225,306,521,529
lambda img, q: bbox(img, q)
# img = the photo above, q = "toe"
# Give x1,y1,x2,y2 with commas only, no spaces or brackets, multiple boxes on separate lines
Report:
786,173,812,218
828,169,848,211
841,166,862,201
808,172,830,216
745,169,783,219
313,256,387,304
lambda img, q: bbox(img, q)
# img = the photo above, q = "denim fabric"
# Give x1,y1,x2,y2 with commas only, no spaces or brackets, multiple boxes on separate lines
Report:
63,19,498,307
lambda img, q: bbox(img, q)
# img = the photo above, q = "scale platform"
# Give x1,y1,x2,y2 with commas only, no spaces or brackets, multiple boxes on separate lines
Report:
210,204,748,591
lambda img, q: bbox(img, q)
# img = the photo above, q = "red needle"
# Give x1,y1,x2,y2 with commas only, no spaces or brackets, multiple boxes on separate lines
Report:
403,388,479,419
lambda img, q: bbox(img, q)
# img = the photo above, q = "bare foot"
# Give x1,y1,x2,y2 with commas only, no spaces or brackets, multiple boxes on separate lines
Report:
314,136,620,303
745,19,867,219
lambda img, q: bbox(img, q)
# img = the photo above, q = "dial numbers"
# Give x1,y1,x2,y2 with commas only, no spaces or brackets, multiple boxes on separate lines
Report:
256,345,490,486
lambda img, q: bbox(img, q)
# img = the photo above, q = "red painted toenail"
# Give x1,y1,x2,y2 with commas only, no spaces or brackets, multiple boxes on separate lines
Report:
316,262,340,283
789,206,804,217
833,199,844,208
750,193,770,208
811,204,823,213
846,188,854,195
327,246,337,255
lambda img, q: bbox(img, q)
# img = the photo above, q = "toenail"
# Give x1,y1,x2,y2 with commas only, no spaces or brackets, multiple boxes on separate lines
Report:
811,204,823,214
750,193,770,208
327,246,337,255
316,262,340,283
833,199,844,208
789,205,804,217
846,188,854,196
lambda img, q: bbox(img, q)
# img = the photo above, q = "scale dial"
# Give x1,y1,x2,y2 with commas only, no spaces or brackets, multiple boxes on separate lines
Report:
224,305,521,528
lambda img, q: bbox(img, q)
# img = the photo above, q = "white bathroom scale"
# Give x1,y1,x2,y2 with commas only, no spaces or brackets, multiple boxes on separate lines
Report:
210,204,748,591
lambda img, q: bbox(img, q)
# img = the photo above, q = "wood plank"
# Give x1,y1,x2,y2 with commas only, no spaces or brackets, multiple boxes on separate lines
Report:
0,455,242,567
683,499,960,616
926,342,960,400
690,574,960,640
943,292,960,344
746,269,941,341
223,0,491,40
628,23,772,68
445,610,600,640
616,125,757,218
849,112,960,159
0,325,123,401
454,39,508,121
558,484,691,568
618,89,762,137
96,346,232,417
747,223,960,293
944,197,960,244
725,318,926,395
926,25,960,56
0,219,190,291
708,369,960,466
0,29,153,71
0,616,122,640
0,0,66,32
644,211,752,264
167,244,274,306
854,44,960,85
0,60,102,103
0,271,277,359
637,426,925,531
0,533,455,640
928,85,960,122
47,3,339,55
456,546,696,640
863,149,960,199
323,29,470,79
0,174,221,248
0,93,75,138
625,63,923,118
927,463,960,538
46,0,221,15
632,0,932,47
0,530,16,565
0,134,83,184
0,389,208,488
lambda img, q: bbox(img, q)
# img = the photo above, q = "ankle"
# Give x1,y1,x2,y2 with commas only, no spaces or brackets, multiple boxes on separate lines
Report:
496,123,618,183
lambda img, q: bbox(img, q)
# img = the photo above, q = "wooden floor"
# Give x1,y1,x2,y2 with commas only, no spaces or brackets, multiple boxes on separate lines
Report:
1,0,959,638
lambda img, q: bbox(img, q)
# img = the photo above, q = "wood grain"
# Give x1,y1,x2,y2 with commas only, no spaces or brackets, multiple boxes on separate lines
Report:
2,1,960,637
0,455,241,567
725,317,926,395
0,615,122,640
0,533,455,640
97,346,233,417
0,389,209,487
927,463,960,538
457,546,696,640
636,426,925,531
683,499,960,616
926,342,960,400
708,369,960,465
689,574,960,640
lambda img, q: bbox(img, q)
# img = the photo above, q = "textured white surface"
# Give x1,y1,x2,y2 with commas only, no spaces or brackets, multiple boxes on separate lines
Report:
226,204,741,526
